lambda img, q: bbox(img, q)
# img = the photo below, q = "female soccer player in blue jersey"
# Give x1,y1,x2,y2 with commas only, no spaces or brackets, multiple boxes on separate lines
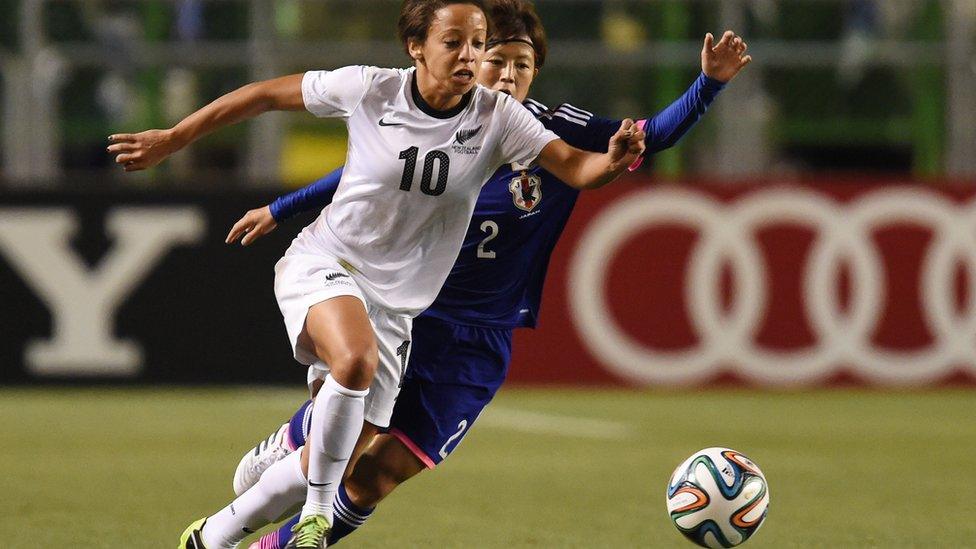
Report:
221,1,750,547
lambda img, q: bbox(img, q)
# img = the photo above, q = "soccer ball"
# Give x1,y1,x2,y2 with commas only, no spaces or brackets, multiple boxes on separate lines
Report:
666,447,769,548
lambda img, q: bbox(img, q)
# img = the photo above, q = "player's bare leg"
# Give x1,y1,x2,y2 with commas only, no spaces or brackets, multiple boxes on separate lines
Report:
222,390,384,549
250,432,425,548
287,295,377,547
342,433,425,508
198,420,380,549
197,296,376,548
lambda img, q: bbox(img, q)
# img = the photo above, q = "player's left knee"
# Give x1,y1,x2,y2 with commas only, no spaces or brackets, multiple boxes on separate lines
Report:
327,345,378,389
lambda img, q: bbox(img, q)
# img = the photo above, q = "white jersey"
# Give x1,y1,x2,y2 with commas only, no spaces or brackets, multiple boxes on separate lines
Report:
289,66,559,315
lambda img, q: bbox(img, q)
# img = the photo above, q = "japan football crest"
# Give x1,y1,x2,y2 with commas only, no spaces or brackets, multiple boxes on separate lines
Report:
509,171,542,212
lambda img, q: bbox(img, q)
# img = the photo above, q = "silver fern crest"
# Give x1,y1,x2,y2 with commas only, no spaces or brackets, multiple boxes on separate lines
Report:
455,125,483,145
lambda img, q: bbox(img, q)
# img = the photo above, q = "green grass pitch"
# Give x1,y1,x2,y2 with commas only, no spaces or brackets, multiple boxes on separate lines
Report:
2,387,974,547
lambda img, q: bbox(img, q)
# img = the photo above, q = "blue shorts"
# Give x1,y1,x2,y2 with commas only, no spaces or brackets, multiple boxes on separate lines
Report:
386,315,513,467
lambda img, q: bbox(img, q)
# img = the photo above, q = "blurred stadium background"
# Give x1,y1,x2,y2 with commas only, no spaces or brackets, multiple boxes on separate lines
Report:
2,0,976,546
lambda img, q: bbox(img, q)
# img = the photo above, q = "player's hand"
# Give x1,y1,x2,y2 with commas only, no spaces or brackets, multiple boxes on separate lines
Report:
702,30,752,83
607,119,646,170
226,206,278,246
107,128,183,172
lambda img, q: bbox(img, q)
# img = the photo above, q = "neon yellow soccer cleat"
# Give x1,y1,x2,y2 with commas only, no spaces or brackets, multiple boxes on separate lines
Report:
178,517,208,549
284,515,331,549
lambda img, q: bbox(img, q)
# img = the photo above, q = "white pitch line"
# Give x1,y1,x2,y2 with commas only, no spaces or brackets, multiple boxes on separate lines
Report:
478,407,633,440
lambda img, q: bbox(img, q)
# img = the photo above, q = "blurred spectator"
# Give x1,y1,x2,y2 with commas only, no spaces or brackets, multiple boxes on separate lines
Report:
838,0,878,87
838,0,929,87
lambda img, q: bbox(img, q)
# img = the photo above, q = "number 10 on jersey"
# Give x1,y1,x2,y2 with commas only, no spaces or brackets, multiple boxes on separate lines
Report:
398,147,450,196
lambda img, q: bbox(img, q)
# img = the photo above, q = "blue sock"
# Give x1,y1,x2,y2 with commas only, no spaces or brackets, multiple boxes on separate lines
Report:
287,400,313,449
328,483,375,545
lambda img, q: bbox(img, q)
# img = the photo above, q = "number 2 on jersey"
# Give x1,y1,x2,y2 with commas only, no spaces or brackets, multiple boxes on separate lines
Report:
477,220,499,259
439,419,469,459
398,146,449,196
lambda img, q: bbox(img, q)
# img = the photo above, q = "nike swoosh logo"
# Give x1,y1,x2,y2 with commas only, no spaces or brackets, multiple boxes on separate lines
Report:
378,118,404,127
309,480,333,487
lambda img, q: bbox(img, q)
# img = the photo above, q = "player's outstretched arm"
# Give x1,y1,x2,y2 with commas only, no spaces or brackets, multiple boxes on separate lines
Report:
538,120,646,190
639,30,751,155
613,29,751,164
108,74,305,172
226,166,344,246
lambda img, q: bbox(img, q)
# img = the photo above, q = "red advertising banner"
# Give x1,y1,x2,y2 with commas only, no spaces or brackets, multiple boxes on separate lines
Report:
508,177,976,387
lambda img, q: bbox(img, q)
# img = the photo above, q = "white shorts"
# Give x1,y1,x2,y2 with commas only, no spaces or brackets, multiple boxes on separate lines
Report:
275,251,413,427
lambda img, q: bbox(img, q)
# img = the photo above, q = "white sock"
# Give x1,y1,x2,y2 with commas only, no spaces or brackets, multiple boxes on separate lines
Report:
202,451,307,548
301,374,368,521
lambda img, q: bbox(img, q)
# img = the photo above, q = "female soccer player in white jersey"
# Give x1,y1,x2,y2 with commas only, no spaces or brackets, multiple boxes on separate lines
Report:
208,1,751,547
109,1,643,547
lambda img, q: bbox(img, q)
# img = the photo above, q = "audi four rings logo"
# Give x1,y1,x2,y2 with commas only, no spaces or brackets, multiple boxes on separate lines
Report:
568,187,976,387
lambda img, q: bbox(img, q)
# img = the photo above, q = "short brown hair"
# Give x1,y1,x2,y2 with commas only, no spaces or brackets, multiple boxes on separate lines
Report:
397,0,491,54
486,0,548,67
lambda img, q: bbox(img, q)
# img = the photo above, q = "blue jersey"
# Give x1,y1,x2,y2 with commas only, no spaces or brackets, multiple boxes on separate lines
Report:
421,101,604,328
270,73,725,329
